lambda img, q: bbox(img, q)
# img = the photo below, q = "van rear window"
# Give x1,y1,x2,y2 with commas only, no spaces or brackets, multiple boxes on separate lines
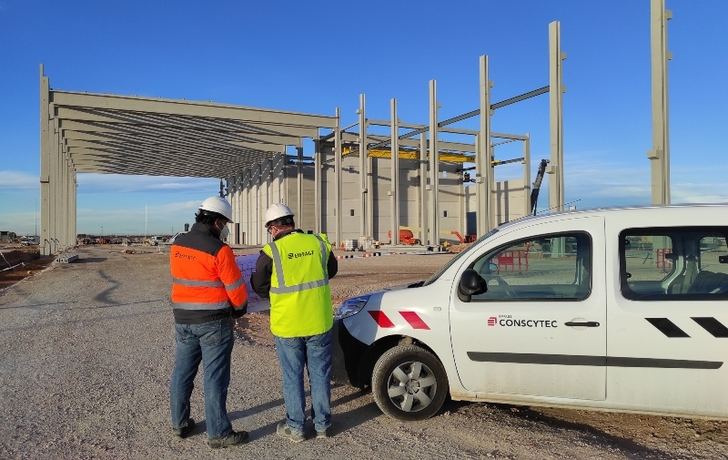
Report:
619,227,728,300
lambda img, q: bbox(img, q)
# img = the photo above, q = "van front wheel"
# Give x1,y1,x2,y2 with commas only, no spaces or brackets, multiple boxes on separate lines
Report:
371,345,448,421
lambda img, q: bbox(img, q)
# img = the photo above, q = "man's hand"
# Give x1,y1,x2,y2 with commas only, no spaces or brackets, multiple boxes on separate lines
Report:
231,302,248,319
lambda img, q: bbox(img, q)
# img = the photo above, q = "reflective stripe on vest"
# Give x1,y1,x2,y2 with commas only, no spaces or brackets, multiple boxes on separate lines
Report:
172,277,224,288
171,301,230,310
268,234,329,295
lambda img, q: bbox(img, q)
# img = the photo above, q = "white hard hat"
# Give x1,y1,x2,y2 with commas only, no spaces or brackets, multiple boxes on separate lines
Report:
264,203,294,227
199,196,233,222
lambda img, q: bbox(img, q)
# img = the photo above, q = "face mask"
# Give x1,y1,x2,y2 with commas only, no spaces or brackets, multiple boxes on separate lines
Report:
219,224,230,242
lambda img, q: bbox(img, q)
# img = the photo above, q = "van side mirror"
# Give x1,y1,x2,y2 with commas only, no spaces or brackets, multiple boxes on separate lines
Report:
458,269,488,302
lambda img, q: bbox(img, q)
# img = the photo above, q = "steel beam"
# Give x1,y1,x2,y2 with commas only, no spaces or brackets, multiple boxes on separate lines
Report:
390,98,400,245
548,21,565,213
649,0,671,205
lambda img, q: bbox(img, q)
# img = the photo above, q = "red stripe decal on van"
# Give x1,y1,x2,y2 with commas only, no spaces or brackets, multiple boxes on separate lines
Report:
400,311,430,330
368,311,395,328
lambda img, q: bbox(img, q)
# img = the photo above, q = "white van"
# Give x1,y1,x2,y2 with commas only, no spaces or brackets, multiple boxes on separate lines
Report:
332,205,728,421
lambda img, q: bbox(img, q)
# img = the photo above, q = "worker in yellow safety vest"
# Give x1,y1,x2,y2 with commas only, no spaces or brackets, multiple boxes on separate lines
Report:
251,203,338,442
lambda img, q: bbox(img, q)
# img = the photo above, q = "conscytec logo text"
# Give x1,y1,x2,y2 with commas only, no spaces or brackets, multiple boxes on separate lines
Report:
488,314,558,328
287,250,314,260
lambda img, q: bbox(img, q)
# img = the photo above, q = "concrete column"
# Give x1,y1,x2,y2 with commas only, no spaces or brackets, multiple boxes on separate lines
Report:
334,107,342,247
649,0,671,205
419,133,428,244
49,123,59,253
548,21,565,212
72,172,77,244
358,94,368,238
246,169,252,245
390,98,400,245
255,164,261,245
478,55,493,234
296,147,303,217
39,68,52,255
314,140,321,233
266,159,272,217
233,178,239,244
429,80,439,246
60,143,68,249
523,135,532,215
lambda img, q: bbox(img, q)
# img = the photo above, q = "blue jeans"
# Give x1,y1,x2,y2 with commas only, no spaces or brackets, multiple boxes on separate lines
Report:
170,317,234,439
274,330,332,434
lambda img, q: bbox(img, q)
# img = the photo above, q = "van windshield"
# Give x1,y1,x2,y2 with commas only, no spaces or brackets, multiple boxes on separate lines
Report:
423,228,499,286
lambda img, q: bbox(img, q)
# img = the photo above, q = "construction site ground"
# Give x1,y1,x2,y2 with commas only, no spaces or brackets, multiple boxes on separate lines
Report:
0,246,726,459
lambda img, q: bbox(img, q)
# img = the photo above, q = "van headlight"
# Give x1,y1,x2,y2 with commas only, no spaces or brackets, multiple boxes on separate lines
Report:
334,294,371,320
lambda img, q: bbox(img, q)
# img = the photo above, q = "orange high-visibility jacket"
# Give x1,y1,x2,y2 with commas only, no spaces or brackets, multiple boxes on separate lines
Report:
170,223,247,323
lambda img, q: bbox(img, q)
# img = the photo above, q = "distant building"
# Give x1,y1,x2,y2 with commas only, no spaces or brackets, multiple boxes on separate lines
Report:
0,231,18,243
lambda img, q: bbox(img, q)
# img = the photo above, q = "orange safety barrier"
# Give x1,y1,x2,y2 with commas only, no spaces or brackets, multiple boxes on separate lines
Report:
656,248,673,273
497,250,529,273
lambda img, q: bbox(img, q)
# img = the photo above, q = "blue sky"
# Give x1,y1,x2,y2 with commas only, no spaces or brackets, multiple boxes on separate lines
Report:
1,0,726,235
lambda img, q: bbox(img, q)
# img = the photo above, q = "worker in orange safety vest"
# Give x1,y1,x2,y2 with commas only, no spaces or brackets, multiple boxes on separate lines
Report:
169,196,249,449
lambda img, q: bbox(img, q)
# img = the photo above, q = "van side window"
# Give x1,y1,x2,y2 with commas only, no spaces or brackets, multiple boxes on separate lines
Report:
469,232,592,301
620,227,728,300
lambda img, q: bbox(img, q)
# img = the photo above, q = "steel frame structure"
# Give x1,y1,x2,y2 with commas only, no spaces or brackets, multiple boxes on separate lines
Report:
39,21,566,253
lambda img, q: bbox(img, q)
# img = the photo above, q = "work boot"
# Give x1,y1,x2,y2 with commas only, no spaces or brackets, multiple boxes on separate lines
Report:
172,418,195,439
208,430,249,448
315,428,331,439
276,422,305,443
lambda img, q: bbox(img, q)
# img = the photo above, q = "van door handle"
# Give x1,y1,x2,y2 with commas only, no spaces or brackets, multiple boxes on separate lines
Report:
565,321,600,327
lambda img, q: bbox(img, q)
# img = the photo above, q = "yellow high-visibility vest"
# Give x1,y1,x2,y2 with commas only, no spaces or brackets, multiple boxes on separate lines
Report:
262,232,333,338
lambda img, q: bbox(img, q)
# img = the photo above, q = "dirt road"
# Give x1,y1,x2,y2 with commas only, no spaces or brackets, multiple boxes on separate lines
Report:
0,246,726,459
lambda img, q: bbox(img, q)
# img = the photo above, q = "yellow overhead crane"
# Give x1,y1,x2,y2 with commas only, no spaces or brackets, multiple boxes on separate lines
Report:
342,145,474,164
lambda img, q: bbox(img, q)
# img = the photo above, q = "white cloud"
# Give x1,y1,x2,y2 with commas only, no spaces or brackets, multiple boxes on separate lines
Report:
77,174,220,194
0,170,37,190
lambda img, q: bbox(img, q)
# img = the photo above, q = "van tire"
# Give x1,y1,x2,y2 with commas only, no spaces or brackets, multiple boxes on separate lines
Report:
371,345,448,421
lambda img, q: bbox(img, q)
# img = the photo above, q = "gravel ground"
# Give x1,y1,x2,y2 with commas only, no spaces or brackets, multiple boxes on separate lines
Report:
0,246,726,459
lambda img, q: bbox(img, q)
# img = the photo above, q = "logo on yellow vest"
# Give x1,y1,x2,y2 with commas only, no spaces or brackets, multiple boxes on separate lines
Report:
287,250,315,260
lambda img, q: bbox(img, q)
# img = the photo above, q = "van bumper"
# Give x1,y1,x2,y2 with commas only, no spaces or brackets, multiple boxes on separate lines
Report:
331,319,368,388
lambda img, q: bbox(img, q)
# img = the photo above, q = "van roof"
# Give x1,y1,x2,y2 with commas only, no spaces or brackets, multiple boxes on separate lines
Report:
499,203,728,230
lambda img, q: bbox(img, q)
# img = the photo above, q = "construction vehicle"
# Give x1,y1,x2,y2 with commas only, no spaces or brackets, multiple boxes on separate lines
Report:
387,229,420,245
530,159,550,216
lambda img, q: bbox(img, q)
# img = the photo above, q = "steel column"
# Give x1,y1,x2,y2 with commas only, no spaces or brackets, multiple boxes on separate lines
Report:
428,80,439,246
358,94,368,238
548,21,565,213
334,108,342,246
478,55,493,234
649,0,671,205
390,98,400,245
